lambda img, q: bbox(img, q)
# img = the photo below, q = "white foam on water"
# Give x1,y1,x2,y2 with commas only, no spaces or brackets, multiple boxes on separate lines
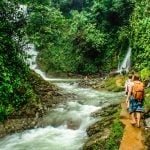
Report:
0,126,86,150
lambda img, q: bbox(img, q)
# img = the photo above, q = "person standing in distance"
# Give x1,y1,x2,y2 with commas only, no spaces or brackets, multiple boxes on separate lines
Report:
125,74,133,109
126,74,145,127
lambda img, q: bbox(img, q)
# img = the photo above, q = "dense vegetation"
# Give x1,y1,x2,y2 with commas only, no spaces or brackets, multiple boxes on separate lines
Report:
0,1,36,121
21,0,149,75
25,0,133,74
130,0,150,71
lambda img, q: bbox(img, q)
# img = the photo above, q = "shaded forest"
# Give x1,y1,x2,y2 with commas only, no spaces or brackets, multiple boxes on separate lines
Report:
25,0,150,74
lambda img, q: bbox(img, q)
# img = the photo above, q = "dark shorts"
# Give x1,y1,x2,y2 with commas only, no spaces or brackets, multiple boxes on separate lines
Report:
129,96,144,113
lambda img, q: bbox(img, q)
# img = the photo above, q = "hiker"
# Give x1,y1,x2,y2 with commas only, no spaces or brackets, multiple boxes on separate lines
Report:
126,74,145,127
125,74,133,109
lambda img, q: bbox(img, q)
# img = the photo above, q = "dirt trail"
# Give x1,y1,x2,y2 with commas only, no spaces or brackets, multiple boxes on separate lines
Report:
119,102,146,150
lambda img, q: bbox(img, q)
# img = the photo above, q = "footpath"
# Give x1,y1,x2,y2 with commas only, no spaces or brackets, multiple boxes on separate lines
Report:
119,102,145,150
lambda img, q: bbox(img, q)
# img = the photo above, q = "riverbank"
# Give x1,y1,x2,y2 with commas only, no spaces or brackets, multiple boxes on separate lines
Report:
80,75,150,150
83,100,149,150
0,71,72,138
83,103,124,150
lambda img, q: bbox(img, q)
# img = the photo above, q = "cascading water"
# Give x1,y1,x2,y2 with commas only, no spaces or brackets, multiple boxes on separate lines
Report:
0,45,124,150
117,47,132,74
19,5,27,15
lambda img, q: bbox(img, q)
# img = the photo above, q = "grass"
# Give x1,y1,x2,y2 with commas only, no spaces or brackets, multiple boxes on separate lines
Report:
105,119,124,150
101,76,126,92
144,87,150,109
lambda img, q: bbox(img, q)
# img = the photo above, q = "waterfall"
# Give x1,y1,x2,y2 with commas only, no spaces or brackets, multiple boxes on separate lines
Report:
117,47,131,74
19,5,27,15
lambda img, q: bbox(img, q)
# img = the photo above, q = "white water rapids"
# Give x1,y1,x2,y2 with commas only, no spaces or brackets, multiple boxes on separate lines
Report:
0,44,124,150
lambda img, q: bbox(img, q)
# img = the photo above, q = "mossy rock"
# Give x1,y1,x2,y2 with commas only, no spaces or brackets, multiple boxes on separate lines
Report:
91,104,120,118
144,128,150,149
95,75,126,92
84,119,124,150
83,129,110,150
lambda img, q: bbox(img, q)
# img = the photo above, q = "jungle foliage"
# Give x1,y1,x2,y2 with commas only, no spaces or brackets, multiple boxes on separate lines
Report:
130,0,150,71
25,0,136,74
0,1,35,121
16,0,149,75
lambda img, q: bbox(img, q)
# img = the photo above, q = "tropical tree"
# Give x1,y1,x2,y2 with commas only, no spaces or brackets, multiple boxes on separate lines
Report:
0,1,33,121
130,0,150,70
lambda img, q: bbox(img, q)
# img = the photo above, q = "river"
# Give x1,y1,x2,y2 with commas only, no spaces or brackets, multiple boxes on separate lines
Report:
0,44,123,150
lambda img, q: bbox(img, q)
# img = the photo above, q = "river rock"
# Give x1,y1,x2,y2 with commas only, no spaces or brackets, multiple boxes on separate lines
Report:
144,127,150,149
78,78,101,88
109,71,120,77
83,103,122,150
67,119,81,130
86,115,115,137
83,128,110,150
91,104,119,118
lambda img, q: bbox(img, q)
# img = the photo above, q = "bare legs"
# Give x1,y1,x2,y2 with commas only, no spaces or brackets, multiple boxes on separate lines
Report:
130,112,141,127
130,112,136,124
126,100,129,109
136,112,141,127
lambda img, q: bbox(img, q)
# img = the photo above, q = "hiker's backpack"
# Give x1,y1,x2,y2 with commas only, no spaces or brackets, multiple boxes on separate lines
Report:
133,81,144,100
